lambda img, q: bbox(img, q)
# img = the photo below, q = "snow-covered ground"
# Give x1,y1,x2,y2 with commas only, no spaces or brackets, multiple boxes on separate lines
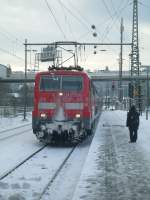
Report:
0,113,32,132
73,110,150,200
0,113,43,180
1,111,150,200
0,113,92,200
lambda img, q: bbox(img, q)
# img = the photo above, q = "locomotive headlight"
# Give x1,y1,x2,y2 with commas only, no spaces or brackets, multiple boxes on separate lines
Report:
40,113,47,118
75,114,81,118
59,92,63,96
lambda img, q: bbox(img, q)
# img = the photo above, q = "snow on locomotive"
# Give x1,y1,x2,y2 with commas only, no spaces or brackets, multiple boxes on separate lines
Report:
32,66,100,144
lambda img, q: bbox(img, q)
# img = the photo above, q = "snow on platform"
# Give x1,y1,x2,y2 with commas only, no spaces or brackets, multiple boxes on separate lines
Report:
72,110,150,200
0,113,31,132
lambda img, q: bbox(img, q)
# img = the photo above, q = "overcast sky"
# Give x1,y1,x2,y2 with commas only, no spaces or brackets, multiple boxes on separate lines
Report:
0,0,149,71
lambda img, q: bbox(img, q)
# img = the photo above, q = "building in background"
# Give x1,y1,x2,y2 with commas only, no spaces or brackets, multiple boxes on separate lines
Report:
0,64,11,78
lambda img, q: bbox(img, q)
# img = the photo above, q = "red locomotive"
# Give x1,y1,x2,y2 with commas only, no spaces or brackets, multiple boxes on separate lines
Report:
32,66,100,144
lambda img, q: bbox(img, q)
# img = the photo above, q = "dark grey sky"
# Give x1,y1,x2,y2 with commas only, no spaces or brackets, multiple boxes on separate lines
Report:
0,0,149,71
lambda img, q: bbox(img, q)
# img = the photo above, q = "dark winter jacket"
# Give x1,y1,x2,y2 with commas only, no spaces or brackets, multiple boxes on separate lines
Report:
126,106,139,130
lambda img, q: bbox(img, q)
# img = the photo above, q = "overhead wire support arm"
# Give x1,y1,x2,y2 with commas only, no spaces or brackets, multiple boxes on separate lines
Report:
57,55,75,67
25,41,132,46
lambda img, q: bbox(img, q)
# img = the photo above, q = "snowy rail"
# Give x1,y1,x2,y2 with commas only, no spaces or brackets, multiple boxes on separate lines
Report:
38,146,76,200
0,145,47,180
0,143,79,199
0,123,32,141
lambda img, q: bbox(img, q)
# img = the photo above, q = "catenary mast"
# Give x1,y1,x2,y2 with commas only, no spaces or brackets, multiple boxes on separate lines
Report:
131,0,141,111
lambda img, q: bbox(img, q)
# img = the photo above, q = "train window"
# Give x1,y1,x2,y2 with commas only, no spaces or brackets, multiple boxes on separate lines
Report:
40,76,61,91
62,76,82,91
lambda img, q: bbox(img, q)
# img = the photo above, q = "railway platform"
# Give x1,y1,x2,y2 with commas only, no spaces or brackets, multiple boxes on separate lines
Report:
73,110,150,200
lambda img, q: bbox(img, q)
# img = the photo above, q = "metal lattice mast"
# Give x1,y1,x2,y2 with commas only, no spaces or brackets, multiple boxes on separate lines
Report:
119,18,124,102
131,0,141,110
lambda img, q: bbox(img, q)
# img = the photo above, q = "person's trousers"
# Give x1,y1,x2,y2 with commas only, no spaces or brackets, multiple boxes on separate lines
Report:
129,127,138,142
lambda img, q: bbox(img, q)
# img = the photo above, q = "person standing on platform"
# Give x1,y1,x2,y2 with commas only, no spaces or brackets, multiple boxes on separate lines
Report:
126,105,140,143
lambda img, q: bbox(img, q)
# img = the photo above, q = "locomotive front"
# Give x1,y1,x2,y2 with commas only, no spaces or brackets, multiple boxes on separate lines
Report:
32,69,92,144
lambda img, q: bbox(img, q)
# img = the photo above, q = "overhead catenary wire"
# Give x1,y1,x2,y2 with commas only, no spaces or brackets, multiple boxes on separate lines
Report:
101,0,129,40
52,0,132,66
56,0,105,42
67,0,92,29
54,0,104,45
0,47,24,61
0,29,23,44
0,26,25,65
100,0,121,42
66,0,99,40
101,0,131,42
57,0,76,40
109,0,127,24
138,1,150,9
0,31,22,47
77,13,120,42
102,0,117,22
93,0,131,56
66,0,103,40
44,0,67,40
54,0,92,34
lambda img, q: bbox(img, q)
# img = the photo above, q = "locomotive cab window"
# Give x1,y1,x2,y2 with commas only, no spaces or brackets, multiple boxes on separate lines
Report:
62,76,82,91
39,75,82,91
40,76,61,91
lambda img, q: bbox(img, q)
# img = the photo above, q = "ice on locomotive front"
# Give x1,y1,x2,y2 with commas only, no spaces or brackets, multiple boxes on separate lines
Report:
32,70,95,143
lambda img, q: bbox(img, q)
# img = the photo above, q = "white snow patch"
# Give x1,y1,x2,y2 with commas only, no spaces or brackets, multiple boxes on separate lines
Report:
72,110,150,200
0,112,31,132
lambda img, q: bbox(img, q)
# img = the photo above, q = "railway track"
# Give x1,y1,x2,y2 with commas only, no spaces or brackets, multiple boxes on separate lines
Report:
0,144,76,182
0,143,78,200
0,123,32,141
0,123,31,134
38,146,76,200
0,144,47,180
0,122,97,199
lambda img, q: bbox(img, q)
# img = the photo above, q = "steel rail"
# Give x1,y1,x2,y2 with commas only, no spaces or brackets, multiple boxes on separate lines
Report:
38,145,76,200
0,128,32,141
0,145,47,181
0,123,31,134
